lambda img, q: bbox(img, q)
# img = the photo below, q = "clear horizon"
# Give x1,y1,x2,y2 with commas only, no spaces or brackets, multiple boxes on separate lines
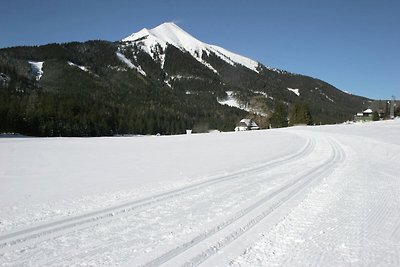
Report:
1,0,399,100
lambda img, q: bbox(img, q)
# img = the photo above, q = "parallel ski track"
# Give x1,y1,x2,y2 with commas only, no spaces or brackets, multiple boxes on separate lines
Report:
0,136,315,250
142,137,345,267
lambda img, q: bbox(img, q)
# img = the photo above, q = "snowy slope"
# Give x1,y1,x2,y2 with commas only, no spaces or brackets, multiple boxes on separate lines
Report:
28,61,44,80
116,52,147,76
67,61,89,72
122,22,260,73
217,91,250,112
287,87,300,96
1,120,400,266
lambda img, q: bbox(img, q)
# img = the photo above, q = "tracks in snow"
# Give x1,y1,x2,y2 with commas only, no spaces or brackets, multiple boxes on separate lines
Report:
142,137,345,267
0,136,315,251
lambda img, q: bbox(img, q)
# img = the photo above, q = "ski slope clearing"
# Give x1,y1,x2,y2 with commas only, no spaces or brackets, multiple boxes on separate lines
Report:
1,120,400,266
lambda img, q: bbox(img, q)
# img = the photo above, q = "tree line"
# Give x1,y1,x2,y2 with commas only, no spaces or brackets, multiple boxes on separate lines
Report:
269,101,313,128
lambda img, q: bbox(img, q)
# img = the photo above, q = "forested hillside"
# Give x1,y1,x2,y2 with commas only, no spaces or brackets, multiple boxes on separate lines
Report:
0,24,372,136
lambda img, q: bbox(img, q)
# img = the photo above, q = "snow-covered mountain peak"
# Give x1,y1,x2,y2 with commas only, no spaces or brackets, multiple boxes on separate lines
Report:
125,27,151,41
123,22,205,51
122,22,260,73
149,22,207,52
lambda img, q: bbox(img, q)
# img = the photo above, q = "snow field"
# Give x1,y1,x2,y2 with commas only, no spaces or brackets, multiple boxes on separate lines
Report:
1,120,400,266
232,122,400,266
28,61,44,81
116,52,147,76
0,131,303,233
287,87,300,96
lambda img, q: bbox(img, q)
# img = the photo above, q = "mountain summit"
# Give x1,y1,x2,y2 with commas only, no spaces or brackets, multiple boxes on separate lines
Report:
123,22,207,52
122,22,260,73
0,22,370,136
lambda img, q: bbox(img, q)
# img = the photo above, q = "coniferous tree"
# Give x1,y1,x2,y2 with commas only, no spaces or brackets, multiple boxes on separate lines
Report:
269,101,288,128
372,111,380,121
289,103,313,125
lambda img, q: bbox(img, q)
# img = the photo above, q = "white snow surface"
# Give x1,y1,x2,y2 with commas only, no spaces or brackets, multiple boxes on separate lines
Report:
343,90,352,95
218,91,250,112
28,61,44,81
253,90,274,100
287,87,300,96
67,61,89,72
1,120,400,266
316,87,335,102
116,52,146,76
321,91,335,102
122,22,260,73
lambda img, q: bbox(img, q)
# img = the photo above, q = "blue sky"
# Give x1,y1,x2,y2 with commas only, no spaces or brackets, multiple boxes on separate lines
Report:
1,0,398,99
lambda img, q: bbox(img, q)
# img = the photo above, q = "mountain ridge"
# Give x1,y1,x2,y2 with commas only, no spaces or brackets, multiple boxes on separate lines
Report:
123,22,265,74
0,22,371,136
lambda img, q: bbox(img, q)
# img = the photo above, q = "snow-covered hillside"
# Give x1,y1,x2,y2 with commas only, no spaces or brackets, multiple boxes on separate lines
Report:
1,120,400,266
122,22,260,73
28,61,44,80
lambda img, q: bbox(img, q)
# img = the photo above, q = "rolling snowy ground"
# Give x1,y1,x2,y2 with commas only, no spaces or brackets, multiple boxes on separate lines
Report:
0,120,399,266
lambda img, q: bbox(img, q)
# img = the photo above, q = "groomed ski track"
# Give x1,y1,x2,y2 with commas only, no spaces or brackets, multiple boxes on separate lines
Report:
1,121,400,266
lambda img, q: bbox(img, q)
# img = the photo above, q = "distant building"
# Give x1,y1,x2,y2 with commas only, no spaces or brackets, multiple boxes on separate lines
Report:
235,119,260,131
354,108,373,122
365,98,399,120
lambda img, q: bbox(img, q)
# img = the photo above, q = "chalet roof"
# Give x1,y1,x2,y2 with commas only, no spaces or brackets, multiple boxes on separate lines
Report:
240,119,258,127
237,121,248,127
363,108,373,114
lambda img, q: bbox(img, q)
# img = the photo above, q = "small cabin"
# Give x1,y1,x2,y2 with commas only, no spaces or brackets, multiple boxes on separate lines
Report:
354,108,373,122
235,119,260,131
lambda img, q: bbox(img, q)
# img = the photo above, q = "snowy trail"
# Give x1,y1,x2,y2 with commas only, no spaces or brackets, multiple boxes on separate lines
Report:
1,120,400,266
0,137,314,251
0,133,323,266
0,133,313,265
145,138,344,267
0,131,303,233
1,132,340,266
231,123,400,267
